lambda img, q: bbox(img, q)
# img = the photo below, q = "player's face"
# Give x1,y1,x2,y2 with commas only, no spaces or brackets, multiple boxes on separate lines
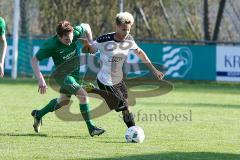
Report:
59,32,74,46
116,23,132,37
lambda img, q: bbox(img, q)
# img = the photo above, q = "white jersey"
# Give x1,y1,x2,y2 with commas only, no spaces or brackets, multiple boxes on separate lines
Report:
93,32,139,86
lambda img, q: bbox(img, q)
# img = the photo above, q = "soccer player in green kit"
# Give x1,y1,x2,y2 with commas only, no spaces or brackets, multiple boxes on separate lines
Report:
0,16,7,78
31,20,105,136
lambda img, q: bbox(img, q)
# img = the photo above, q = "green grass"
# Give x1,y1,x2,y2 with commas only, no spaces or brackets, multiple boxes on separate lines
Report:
0,78,239,160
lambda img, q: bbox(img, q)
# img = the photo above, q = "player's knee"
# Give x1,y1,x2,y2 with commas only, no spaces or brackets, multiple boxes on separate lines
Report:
76,95,89,104
76,88,87,95
115,100,128,112
58,99,70,106
76,88,89,103
57,95,71,106
79,96,86,103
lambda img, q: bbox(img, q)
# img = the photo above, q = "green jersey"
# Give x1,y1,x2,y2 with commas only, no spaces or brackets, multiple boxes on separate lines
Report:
0,17,6,36
36,24,87,78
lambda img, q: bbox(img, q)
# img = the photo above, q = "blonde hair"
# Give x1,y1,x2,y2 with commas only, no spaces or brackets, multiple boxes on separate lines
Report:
115,12,134,25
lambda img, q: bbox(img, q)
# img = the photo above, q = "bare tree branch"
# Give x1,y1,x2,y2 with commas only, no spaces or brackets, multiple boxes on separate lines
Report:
135,4,152,37
159,0,177,37
178,0,199,39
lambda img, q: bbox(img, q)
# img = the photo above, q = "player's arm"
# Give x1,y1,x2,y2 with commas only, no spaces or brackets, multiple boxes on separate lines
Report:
78,23,97,53
31,56,48,94
133,48,164,80
80,39,97,54
80,23,93,44
31,43,52,94
0,33,7,77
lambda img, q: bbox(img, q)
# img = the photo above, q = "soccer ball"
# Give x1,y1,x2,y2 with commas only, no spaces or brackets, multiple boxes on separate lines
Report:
125,126,145,143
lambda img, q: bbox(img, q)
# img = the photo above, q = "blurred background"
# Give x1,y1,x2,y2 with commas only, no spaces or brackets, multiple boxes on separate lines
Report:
0,0,240,81
0,2,240,159
1,0,240,41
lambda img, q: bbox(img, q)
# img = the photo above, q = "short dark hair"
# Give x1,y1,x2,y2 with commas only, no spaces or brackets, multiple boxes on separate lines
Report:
56,20,73,37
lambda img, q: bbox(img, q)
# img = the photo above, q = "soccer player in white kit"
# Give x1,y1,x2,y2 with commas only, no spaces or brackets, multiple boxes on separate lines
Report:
85,12,164,128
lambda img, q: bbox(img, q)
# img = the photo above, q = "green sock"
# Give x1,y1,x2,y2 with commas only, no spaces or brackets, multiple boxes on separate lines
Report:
36,98,58,119
79,104,95,131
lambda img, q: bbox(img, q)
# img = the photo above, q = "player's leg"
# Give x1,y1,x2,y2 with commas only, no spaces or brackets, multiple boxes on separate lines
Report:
75,88,105,136
61,76,105,136
31,94,71,133
97,79,135,128
117,81,135,128
122,103,135,128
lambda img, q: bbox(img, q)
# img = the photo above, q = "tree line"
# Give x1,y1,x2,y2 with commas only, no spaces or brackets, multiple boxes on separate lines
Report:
0,0,239,42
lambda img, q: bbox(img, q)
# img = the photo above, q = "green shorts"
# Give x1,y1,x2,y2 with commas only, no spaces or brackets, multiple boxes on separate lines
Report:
59,76,81,96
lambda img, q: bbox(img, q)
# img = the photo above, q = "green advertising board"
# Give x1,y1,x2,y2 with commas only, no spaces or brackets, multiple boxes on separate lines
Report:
5,38,216,81
139,43,216,80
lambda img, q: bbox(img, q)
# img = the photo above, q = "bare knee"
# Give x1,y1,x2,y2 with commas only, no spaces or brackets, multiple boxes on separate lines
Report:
57,94,71,106
76,88,89,104
77,96,88,103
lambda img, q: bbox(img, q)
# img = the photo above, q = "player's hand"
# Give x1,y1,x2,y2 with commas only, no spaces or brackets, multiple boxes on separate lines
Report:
38,78,48,94
79,38,90,46
154,70,164,80
79,38,95,54
0,63,4,78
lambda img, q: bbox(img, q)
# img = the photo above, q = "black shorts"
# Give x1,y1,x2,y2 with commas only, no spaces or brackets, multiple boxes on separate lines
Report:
97,79,128,112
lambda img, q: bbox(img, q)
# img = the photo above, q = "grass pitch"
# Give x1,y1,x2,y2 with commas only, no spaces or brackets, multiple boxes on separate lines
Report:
0,78,239,160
